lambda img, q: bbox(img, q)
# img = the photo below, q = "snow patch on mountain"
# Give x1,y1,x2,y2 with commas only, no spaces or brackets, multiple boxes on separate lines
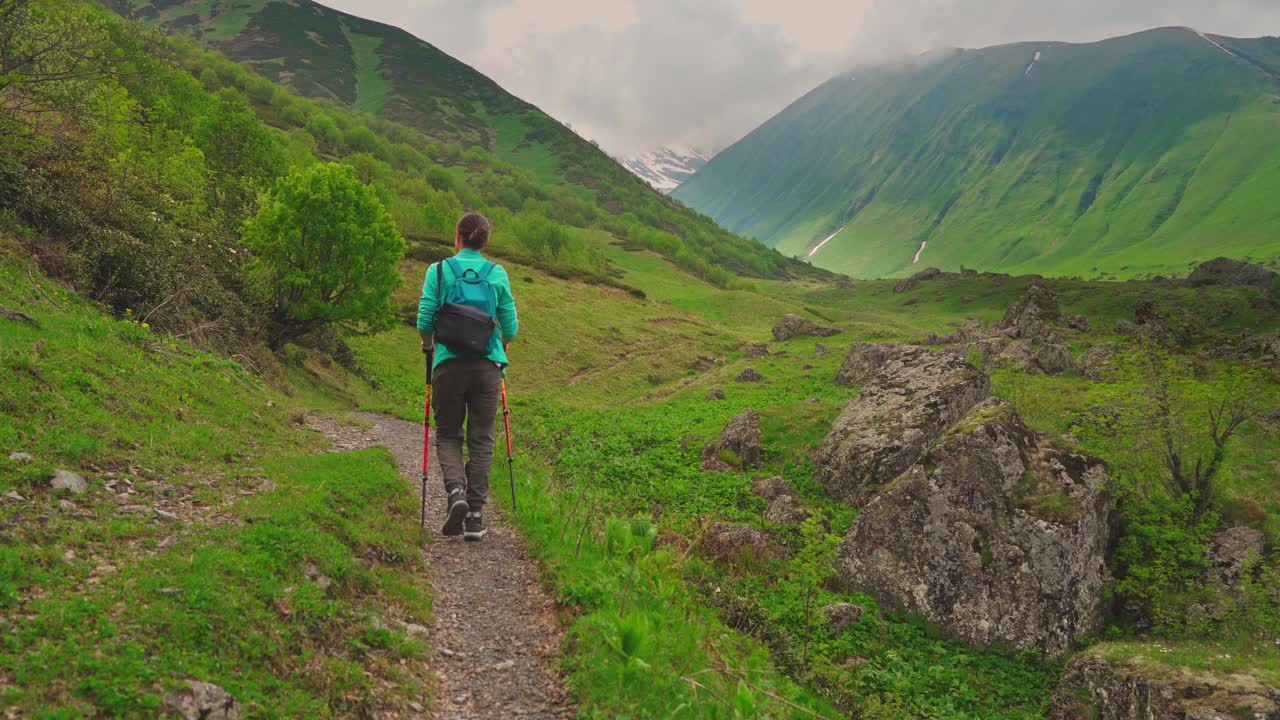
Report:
619,147,713,193
1025,50,1042,77
808,225,847,258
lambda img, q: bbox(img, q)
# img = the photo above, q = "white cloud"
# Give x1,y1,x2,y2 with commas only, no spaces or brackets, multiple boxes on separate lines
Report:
318,0,1280,154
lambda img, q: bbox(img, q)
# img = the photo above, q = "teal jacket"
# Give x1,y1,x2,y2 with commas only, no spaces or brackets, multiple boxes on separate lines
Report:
417,248,519,370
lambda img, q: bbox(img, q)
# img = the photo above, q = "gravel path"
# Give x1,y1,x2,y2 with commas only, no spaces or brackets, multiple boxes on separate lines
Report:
311,412,574,720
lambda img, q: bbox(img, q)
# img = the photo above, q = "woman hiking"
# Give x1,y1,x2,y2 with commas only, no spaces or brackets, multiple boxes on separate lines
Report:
417,212,519,541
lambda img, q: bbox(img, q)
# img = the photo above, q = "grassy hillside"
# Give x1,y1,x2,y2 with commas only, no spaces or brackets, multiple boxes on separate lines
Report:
5,2,1278,718
98,0,805,286
675,27,1280,280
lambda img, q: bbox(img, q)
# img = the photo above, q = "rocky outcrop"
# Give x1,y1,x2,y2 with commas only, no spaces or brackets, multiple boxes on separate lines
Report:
701,409,762,472
736,368,763,383
702,523,770,563
1205,526,1266,589
164,680,243,720
1080,343,1121,380
1001,285,1062,339
1187,257,1278,296
743,343,770,359
764,495,810,525
837,400,1113,657
893,267,944,293
706,388,726,401
772,314,841,341
750,476,809,525
1050,651,1280,720
818,344,990,505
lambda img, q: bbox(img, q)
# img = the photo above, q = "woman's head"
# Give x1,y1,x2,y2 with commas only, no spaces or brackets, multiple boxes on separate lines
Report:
456,212,491,250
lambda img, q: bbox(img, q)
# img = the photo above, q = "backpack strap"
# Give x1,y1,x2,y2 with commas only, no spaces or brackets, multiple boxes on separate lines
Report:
477,262,496,280
435,260,444,304
445,257,465,280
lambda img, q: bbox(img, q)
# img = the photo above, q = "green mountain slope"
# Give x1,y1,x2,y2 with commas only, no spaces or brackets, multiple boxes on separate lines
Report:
102,0,808,283
674,28,1280,279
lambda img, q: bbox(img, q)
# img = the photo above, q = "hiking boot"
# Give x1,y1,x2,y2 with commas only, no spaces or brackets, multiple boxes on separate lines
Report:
442,490,468,537
463,512,487,541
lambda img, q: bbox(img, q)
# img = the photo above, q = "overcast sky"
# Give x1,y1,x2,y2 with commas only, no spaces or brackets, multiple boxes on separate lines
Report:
320,0,1280,156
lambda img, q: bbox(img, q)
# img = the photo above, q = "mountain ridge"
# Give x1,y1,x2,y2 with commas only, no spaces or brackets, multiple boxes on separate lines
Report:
619,147,713,193
675,26,1280,279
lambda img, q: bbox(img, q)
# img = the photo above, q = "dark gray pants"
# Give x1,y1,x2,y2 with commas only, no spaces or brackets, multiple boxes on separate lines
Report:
432,358,502,512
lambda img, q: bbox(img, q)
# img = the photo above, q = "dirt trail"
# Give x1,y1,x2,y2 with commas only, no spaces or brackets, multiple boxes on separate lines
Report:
311,412,573,720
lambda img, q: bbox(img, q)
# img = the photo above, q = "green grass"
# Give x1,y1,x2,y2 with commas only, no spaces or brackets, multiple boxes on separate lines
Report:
1089,639,1280,688
0,449,431,717
0,250,432,716
346,32,390,114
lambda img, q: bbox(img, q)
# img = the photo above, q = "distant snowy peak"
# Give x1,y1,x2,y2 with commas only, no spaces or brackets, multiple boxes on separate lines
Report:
619,147,714,193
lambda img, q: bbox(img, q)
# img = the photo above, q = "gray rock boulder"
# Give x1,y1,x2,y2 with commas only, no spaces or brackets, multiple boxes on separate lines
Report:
750,476,793,501
7,451,34,463
764,495,809,525
818,344,991,505
772,314,841,341
1080,344,1121,380
743,343,770,359
702,523,770,563
1001,285,1061,339
822,602,866,631
1050,651,1280,720
701,409,762,472
163,680,243,720
836,400,1113,657
736,368,763,383
50,469,87,494
1066,314,1091,333
1205,526,1266,589
1187,257,1278,296
706,388,726,401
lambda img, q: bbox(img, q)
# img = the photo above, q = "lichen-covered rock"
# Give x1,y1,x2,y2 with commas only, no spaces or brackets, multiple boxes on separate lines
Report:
1034,341,1075,375
1050,651,1280,720
706,387,726,401
1001,285,1061,339
750,476,793,501
772,314,841,341
701,409,762,472
163,680,243,720
1206,526,1266,588
1066,314,1091,333
702,523,770,563
822,602,866,631
50,469,87,494
743,343,770,358
832,343,903,387
1080,344,1121,380
836,400,1113,656
737,367,763,382
764,495,809,525
1187,257,1279,296
818,344,990,505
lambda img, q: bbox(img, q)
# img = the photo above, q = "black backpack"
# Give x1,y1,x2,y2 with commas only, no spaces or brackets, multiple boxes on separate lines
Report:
433,258,499,356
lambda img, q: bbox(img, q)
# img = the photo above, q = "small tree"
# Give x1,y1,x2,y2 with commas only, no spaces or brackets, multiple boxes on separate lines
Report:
243,163,404,348
1080,343,1269,518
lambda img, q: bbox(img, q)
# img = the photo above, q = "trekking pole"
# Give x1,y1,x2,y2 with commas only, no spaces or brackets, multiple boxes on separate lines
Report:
421,346,433,533
500,378,516,514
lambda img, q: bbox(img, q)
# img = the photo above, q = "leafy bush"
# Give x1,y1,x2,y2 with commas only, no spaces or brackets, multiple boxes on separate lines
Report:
242,163,405,347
